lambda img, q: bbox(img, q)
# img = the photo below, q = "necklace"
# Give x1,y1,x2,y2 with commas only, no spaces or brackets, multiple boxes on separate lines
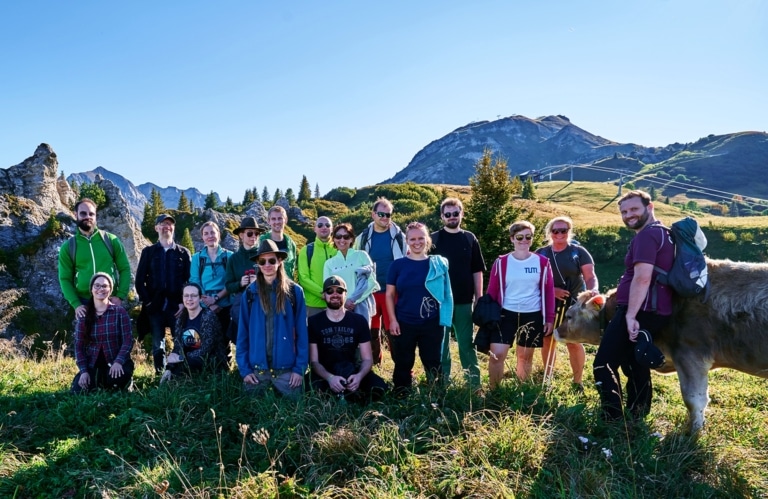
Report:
549,245,567,287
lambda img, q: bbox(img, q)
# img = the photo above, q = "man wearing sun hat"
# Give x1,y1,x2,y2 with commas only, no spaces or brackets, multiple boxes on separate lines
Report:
307,275,388,402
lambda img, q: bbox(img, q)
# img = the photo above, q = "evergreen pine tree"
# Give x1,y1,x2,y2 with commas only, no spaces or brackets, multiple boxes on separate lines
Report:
285,188,296,205
510,176,523,196
464,149,523,262
262,186,270,203
180,227,195,254
225,197,234,212
521,176,537,200
177,192,191,212
298,175,312,202
204,191,218,210
273,188,283,204
314,183,321,199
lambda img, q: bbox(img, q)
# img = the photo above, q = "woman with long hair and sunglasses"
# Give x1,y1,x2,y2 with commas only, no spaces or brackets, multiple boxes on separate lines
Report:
236,239,308,398
71,272,134,393
323,223,379,325
386,222,453,394
161,282,229,383
224,217,265,343
486,221,555,387
536,216,599,391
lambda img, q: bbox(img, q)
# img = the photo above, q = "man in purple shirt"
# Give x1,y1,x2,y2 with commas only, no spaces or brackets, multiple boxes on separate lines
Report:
593,190,674,422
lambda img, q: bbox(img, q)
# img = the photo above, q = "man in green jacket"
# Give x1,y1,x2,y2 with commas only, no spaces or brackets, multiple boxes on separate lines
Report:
297,216,337,317
58,198,132,319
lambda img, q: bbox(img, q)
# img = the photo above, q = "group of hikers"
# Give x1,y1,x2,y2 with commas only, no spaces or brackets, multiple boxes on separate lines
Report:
61,189,673,422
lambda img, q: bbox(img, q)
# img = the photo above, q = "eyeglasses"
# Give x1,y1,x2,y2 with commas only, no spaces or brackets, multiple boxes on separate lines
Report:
78,211,96,218
92,283,110,290
443,210,460,218
244,230,259,237
324,287,346,295
334,234,351,240
376,212,392,218
183,294,200,299
316,222,331,228
551,228,569,235
513,234,533,241
258,257,278,266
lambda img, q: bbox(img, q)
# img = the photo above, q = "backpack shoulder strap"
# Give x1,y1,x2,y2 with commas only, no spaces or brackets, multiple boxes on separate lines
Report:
306,242,315,267
100,230,115,259
68,235,77,266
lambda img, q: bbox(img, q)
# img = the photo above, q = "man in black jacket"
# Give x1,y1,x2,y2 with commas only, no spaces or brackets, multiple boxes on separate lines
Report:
136,214,191,373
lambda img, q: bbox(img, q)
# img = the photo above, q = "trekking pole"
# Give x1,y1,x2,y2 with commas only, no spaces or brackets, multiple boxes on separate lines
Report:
542,333,557,388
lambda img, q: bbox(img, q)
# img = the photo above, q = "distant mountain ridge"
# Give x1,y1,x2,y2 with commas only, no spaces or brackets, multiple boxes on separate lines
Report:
67,167,222,221
387,115,768,199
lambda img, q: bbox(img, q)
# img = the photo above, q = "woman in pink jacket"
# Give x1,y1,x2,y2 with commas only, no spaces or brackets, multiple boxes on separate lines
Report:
486,221,555,387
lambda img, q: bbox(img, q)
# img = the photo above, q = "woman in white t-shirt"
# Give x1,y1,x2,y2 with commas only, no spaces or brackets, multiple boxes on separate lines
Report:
485,221,555,387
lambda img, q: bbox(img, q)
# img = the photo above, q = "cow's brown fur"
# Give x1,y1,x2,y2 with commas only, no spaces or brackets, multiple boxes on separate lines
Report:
555,258,768,432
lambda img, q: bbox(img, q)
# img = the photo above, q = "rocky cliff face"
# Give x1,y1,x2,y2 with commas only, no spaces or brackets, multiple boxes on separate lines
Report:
0,144,150,339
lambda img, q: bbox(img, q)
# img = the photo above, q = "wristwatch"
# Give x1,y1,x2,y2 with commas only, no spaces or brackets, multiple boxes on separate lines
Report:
213,295,220,303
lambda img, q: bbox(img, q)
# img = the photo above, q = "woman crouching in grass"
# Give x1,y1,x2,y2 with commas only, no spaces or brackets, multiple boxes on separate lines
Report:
71,272,134,394
160,282,229,383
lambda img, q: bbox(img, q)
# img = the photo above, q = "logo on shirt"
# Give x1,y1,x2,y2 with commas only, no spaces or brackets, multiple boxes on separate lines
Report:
524,267,539,274
420,297,438,319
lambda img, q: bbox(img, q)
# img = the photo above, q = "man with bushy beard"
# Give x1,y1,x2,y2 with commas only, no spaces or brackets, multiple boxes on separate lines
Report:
58,198,132,319
307,275,388,403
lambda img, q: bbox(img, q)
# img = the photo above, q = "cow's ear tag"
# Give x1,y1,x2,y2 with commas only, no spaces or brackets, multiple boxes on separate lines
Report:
590,295,605,308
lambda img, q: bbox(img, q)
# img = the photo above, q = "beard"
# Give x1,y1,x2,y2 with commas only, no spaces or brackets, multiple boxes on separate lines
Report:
326,299,344,310
77,218,94,232
444,219,460,229
623,208,650,230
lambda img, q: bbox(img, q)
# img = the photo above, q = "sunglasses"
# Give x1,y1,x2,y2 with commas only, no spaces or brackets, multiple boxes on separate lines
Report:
316,222,331,228
244,230,259,237
376,211,392,218
92,283,110,290
334,234,352,240
443,210,460,218
324,287,346,295
551,228,569,235
258,257,278,266
514,234,533,241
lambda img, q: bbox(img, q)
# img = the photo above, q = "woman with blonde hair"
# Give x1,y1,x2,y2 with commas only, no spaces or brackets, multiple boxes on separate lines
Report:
386,222,453,393
537,216,599,391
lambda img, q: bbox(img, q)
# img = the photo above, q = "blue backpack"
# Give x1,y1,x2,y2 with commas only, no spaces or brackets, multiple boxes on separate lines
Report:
655,217,709,300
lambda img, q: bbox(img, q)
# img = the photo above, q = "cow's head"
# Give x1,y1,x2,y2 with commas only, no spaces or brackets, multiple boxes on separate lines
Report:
555,290,615,345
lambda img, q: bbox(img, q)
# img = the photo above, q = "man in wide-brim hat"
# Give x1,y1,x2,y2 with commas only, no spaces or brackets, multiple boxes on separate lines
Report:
236,238,308,399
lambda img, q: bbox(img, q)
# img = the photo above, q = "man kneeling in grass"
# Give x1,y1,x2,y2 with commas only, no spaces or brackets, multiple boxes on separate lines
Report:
307,276,388,403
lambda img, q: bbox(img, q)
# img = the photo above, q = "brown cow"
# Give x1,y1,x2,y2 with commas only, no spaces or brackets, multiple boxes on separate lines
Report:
555,258,768,432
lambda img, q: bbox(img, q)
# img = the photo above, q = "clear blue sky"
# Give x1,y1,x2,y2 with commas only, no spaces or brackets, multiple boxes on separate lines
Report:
2,1,765,202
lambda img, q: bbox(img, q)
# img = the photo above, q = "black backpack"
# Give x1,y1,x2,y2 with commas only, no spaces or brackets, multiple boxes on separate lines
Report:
197,251,229,284
655,217,709,300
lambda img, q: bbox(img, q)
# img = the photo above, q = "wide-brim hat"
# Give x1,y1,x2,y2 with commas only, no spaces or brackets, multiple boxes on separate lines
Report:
249,238,288,261
635,329,666,368
234,216,266,235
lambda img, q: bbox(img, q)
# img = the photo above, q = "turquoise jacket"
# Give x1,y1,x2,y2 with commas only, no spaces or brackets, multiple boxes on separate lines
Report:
426,255,454,328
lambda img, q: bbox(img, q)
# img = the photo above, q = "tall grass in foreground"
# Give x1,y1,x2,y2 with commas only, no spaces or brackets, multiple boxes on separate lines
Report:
1,339,766,498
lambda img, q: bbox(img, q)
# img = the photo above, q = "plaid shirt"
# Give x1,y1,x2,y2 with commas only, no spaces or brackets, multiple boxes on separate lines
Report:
74,304,133,372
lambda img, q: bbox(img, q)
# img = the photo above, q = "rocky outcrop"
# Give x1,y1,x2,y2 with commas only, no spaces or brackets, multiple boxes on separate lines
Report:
0,145,150,339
